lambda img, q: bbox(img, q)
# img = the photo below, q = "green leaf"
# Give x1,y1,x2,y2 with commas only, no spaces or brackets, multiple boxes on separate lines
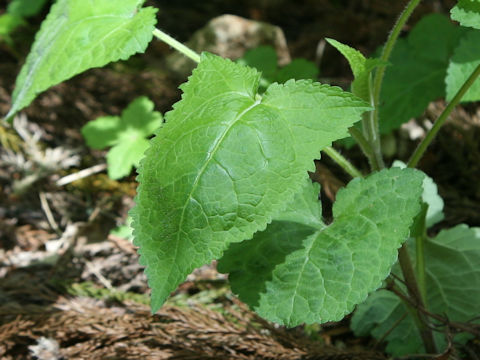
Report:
218,168,424,326
131,52,371,312
82,115,123,149
325,39,384,148
275,59,319,84
6,0,157,121
82,96,163,180
7,0,49,18
352,290,420,355
237,46,278,82
446,30,480,102
352,224,480,356
393,161,444,228
107,137,150,179
273,179,323,228
238,46,318,91
380,14,466,133
0,13,25,42
110,217,134,240
451,0,480,29
326,38,385,102
421,176,445,228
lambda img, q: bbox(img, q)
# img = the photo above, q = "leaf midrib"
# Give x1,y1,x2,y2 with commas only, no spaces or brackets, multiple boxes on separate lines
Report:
163,96,262,294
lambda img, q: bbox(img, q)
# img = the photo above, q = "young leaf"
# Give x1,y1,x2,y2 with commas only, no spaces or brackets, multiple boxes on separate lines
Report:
6,0,157,121
326,38,385,102
446,30,480,102
218,168,424,326
352,224,480,356
451,0,480,29
326,39,385,148
131,52,371,312
380,14,466,133
106,137,150,179
82,96,163,180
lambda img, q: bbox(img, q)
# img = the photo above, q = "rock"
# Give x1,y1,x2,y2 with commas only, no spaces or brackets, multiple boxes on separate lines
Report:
165,14,291,78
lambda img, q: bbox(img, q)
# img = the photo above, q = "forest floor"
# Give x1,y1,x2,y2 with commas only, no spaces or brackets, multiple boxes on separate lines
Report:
1,0,479,359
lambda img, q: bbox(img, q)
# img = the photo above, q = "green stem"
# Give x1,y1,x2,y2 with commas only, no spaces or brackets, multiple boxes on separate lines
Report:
362,112,383,171
152,28,201,63
408,63,480,168
411,203,429,305
368,0,422,170
349,126,375,161
388,282,436,352
416,232,427,304
322,146,363,178
398,244,437,353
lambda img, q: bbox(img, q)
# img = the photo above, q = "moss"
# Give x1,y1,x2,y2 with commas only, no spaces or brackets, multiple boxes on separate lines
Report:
68,282,150,305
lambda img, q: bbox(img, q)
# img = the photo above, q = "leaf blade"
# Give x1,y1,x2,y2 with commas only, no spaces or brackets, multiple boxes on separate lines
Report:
446,30,480,102
219,168,424,326
326,38,385,102
451,0,480,29
6,0,157,120
352,224,480,356
379,14,466,133
132,52,371,312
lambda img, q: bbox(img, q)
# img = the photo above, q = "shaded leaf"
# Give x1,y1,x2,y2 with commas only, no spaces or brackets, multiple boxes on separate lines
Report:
275,59,319,84
352,224,480,356
0,13,25,42
380,14,466,133
237,45,278,82
446,30,480,102
219,168,424,326
238,46,318,91
7,0,49,17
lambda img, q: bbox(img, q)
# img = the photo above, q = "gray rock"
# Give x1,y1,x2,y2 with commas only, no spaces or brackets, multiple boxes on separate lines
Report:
166,14,290,78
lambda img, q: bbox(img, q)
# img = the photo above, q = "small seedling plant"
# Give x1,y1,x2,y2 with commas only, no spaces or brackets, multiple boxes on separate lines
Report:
4,0,480,356
0,0,49,45
81,96,163,180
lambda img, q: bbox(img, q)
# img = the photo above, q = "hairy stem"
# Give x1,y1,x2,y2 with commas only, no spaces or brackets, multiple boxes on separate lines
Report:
368,0,422,170
322,146,363,178
412,203,429,305
398,244,437,353
152,28,201,63
408,63,480,168
348,126,375,160
416,232,427,304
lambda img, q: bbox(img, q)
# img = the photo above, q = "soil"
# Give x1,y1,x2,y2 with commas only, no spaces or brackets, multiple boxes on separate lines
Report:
1,1,479,359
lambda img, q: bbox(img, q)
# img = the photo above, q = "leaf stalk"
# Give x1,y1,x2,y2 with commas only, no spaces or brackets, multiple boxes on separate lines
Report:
408,63,480,168
322,146,363,178
348,127,375,161
152,28,201,63
368,0,422,170
398,244,438,353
